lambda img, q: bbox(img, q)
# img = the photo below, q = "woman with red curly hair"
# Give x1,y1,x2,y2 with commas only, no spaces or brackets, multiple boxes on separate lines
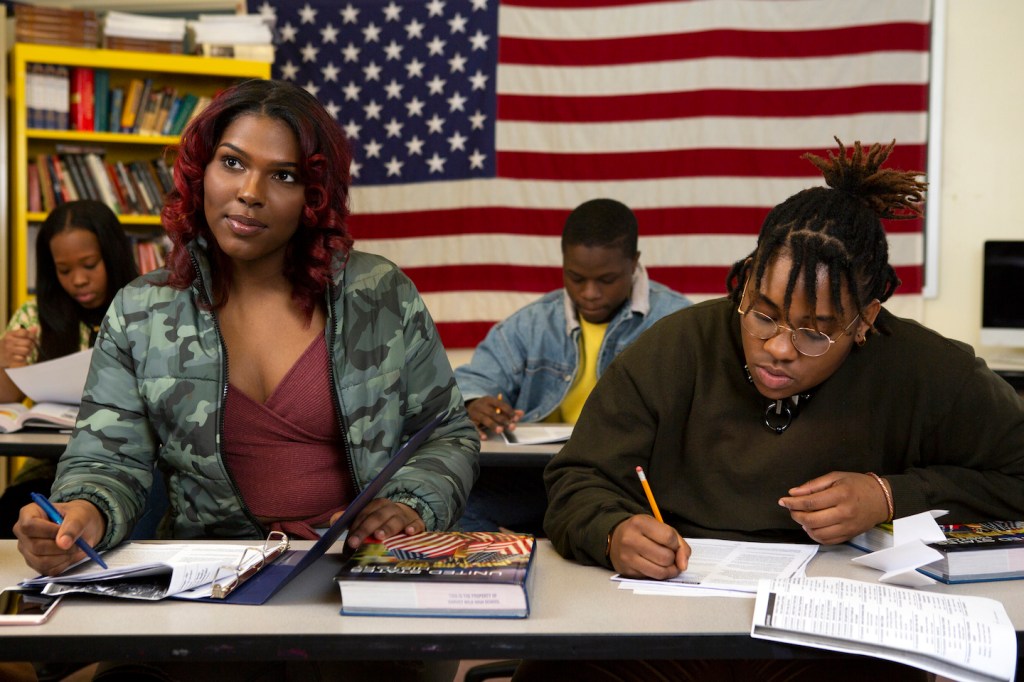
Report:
15,80,478,597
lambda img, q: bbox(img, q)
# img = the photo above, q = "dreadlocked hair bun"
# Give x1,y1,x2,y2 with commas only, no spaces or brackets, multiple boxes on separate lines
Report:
802,136,926,220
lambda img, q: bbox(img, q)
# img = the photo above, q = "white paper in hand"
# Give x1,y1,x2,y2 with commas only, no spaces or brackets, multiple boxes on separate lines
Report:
7,349,93,404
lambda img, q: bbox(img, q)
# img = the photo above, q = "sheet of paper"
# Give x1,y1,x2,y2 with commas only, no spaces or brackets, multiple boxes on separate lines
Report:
613,538,818,596
893,510,949,545
854,510,949,586
752,577,1018,682
504,424,573,445
7,349,93,404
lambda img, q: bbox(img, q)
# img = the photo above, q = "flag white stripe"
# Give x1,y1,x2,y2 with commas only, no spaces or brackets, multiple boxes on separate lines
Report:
499,1,930,40
497,53,929,97
349,176,819,214
359,233,922,269
495,114,928,154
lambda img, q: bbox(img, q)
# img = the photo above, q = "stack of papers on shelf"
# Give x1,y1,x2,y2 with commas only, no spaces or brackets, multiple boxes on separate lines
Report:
189,14,272,45
752,576,1018,682
613,538,818,598
103,11,186,41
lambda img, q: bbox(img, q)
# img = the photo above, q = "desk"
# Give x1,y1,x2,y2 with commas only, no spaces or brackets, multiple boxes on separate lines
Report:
0,430,69,458
0,541,1020,663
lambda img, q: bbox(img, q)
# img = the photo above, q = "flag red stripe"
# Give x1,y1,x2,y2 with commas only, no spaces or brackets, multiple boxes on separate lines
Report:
499,25,930,66
349,209,924,238
496,145,927,181
497,85,929,122
437,321,502,349
406,264,923,296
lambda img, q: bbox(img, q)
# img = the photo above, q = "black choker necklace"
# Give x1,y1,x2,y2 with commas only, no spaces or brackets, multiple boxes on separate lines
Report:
744,365,813,434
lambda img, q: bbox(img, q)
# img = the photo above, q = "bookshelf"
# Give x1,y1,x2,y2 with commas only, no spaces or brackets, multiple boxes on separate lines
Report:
8,43,270,312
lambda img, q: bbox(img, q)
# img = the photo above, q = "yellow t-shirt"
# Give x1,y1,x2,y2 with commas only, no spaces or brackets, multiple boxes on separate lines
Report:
547,317,607,425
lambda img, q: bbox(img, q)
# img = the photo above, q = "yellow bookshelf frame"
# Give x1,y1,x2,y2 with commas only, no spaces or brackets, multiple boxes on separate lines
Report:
8,43,270,312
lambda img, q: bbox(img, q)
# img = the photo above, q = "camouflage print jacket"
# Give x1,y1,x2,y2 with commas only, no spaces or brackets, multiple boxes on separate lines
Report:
53,240,480,549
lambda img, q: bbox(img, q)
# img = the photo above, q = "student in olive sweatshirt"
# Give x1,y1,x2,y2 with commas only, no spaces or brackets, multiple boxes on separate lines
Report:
518,139,1024,681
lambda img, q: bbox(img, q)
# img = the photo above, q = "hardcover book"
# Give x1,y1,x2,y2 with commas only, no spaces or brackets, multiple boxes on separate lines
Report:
334,531,536,618
849,521,1024,583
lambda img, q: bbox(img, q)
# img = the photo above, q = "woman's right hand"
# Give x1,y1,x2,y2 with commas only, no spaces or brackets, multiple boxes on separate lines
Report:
465,396,524,439
14,499,106,576
0,326,38,368
609,515,691,580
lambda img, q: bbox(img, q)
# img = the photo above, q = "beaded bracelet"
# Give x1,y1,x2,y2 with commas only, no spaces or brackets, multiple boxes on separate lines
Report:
867,472,894,523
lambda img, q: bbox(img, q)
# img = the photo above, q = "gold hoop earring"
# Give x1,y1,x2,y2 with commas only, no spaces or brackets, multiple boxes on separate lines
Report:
856,335,866,347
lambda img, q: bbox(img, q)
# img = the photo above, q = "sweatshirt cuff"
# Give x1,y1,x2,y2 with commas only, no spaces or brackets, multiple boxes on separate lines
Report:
882,474,927,520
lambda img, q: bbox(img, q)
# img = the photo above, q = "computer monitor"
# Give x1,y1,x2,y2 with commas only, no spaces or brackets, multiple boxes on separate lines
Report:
980,240,1024,348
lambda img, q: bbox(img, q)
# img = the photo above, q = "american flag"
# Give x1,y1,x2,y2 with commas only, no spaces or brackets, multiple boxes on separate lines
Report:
382,530,533,559
249,0,932,349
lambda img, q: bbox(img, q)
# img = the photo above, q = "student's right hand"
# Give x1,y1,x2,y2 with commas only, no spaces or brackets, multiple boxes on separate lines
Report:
608,515,691,580
465,396,524,439
0,326,38,368
14,499,106,576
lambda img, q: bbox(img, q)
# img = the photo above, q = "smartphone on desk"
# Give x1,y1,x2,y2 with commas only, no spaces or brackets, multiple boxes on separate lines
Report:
0,587,63,625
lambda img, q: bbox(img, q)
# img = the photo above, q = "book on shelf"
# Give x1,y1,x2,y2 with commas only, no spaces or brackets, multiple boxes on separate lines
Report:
751,576,1018,682
849,520,1024,583
93,69,110,135
14,5,99,48
27,164,42,213
103,36,186,55
60,154,92,202
69,67,94,132
119,78,149,133
502,423,572,445
135,90,162,137
50,157,78,202
34,155,57,213
0,402,78,434
107,87,125,134
334,531,536,618
166,93,199,136
27,64,70,130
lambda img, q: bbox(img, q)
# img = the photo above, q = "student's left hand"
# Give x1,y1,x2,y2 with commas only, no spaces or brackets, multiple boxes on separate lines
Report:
778,471,891,544
338,499,425,549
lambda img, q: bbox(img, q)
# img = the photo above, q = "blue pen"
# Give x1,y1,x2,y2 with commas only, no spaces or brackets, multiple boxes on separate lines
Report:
30,493,108,570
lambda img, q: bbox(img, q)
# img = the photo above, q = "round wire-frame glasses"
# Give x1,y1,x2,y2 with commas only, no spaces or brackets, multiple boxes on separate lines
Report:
737,306,860,357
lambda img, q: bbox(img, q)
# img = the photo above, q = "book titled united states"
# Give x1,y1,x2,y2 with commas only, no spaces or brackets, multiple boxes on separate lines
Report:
334,531,535,618
849,521,1024,583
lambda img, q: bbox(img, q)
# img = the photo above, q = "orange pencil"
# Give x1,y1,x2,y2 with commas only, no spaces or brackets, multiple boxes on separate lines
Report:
635,465,664,522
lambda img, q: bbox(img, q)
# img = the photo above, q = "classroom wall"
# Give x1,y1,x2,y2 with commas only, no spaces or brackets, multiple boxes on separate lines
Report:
924,0,1024,361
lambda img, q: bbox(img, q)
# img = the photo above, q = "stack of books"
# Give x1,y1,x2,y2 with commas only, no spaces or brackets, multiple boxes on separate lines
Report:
102,11,187,54
29,145,174,218
189,14,275,63
14,5,99,48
